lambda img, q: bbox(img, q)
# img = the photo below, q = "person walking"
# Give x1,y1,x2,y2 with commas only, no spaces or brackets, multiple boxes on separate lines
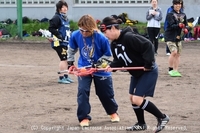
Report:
67,14,119,127
100,16,169,133
48,0,73,84
146,0,163,56
165,0,188,77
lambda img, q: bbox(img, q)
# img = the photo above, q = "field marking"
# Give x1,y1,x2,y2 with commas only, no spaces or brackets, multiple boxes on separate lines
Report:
0,64,54,68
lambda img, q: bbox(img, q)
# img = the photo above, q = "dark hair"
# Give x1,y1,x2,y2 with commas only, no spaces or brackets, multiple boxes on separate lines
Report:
100,16,122,32
172,0,183,4
172,0,184,9
150,0,158,2
56,0,68,13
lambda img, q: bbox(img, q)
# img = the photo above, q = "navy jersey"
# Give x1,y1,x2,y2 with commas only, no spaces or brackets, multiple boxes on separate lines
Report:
49,13,70,47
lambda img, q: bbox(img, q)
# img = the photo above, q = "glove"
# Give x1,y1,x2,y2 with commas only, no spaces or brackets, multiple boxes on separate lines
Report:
183,28,188,34
179,23,185,29
96,58,109,68
67,61,74,69
57,34,63,42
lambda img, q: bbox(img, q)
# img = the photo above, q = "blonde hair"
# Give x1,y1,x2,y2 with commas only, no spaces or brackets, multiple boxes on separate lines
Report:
78,14,98,33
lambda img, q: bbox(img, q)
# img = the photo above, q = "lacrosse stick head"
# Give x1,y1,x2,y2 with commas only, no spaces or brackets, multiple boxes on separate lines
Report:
39,29,52,38
68,66,97,76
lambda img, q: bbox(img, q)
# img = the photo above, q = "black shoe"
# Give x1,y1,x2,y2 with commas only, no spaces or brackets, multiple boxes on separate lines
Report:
126,123,147,131
155,114,170,133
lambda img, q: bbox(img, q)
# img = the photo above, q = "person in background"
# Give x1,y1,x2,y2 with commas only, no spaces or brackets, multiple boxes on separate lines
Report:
48,0,73,84
164,1,184,56
164,0,188,77
67,14,119,127
100,16,169,133
146,0,162,56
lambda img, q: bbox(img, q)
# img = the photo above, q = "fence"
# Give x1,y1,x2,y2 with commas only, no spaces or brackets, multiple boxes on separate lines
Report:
0,0,55,4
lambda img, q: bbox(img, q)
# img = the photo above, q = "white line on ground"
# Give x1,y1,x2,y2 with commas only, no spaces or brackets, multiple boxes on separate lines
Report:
0,64,54,68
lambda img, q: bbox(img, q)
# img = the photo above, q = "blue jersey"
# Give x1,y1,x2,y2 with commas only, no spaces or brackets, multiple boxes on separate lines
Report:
51,13,70,47
69,30,112,77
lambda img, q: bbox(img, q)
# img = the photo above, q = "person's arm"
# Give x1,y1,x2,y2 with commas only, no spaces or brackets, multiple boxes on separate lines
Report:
154,8,162,21
167,13,179,30
146,11,154,20
67,32,78,63
167,13,184,39
109,43,124,68
48,15,63,40
128,34,155,69
138,36,154,69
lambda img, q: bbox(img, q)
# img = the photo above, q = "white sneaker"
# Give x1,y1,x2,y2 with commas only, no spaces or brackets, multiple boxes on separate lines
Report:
166,53,170,56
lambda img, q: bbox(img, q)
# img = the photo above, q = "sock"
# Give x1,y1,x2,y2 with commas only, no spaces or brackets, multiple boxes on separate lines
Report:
59,76,64,80
169,67,173,71
64,74,68,78
140,99,165,119
132,104,145,124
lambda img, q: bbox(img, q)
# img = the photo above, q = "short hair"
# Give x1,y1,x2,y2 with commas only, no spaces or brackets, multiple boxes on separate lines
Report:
56,0,68,13
172,0,183,4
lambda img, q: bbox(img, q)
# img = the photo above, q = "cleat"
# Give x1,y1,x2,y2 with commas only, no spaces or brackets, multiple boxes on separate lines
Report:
126,123,147,131
80,119,89,127
110,113,120,122
58,77,70,84
65,77,74,83
155,114,170,133
168,70,182,77
166,53,170,56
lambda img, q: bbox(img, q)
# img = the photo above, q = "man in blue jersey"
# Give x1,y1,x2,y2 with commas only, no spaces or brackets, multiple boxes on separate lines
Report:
67,14,119,127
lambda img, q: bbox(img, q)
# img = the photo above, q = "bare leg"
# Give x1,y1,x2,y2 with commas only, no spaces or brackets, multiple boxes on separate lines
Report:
173,54,180,71
59,60,68,77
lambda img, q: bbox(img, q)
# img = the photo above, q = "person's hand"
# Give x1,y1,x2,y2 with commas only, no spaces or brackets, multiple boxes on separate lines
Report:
96,58,109,68
57,34,63,42
67,61,74,69
183,28,188,34
179,23,185,28
105,65,113,72
144,68,151,71
47,38,53,42
152,11,157,15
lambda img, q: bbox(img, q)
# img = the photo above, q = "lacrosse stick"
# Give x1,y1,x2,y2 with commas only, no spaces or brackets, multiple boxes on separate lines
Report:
39,29,69,43
58,65,144,76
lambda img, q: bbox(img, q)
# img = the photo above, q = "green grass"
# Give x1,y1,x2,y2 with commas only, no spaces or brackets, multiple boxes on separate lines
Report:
0,20,166,41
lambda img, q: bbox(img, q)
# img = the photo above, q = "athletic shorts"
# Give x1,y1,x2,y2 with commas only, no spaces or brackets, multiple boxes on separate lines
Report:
129,63,158,97
53,45,68,61
167,41,182,54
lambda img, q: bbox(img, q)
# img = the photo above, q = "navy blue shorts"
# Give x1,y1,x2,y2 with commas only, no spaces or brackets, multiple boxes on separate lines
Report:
129,64,158,97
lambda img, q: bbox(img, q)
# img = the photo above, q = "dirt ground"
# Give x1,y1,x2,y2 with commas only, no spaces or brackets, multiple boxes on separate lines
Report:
0,41,200,133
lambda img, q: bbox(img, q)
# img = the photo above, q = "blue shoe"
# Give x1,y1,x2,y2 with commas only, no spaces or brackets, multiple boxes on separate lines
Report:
65,77,74,83
58,78,70,84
